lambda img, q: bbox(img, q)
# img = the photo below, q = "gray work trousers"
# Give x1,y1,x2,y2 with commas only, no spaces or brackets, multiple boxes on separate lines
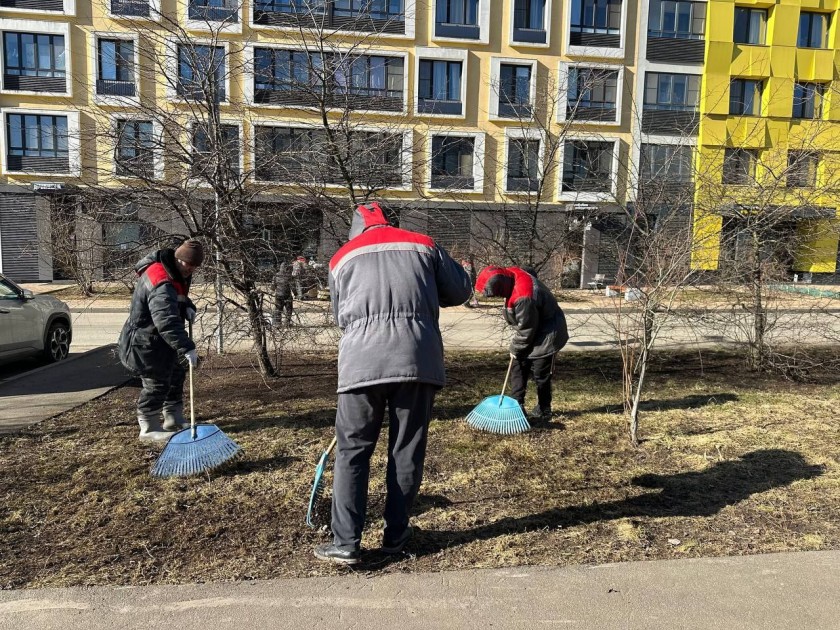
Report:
331,381,437,551
138,361,186,417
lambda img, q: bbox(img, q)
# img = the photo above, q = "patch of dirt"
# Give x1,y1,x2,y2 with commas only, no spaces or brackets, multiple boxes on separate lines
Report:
1,350,839,589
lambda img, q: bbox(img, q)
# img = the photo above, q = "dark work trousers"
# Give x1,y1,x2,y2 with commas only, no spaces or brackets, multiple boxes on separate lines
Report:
137,361,186,417
274,293,293,326
331,381,437,552
510,355,554,411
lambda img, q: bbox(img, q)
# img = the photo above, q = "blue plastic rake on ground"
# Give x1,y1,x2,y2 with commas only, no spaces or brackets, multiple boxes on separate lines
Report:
306,436,337,528
151,361,242,478
466,355,531,435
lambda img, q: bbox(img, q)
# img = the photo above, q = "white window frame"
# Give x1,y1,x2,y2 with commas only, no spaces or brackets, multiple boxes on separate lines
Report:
488,56,537,121
91,32,141,107
0,107,80,177
248,0,416,40
414,47,468,120
244,44,408,115
627,135,696,203
557,135,620,202
110,115,164,181
0,20,71,98
0,0,74,17
187,119,245,186
564,0,627,60
426,129,485,193
503,127,545,195
106,0,161,21
557,61,624,126
184,0,242,35
166,38,231,105
432,0,490,44
509,0,553,47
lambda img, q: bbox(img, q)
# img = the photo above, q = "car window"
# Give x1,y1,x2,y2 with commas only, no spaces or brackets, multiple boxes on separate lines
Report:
0,279,20,299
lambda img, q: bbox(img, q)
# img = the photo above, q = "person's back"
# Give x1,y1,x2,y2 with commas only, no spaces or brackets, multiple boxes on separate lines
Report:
329,204,471,392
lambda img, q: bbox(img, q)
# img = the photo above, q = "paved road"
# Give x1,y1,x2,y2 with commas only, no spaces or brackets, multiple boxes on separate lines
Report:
67,305,840,354
0,551,838,630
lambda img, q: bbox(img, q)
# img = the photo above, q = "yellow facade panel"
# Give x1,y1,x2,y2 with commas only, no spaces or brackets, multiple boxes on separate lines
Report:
794,218,840,273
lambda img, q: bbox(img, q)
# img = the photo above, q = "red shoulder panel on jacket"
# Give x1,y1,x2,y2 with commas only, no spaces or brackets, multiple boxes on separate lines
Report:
330,227,435,270
507,267,535,306
145,262,171,287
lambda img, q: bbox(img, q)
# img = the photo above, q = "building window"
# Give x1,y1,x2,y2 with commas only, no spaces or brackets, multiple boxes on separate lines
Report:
648,0,705,39
562,140,613,192
188,0,239,22
254,48,319,94
570,0,621,34
436,0,477,26
729,79,762,116
334,0,404,21
346,131,404,185
255,126,322,181
792,82,824,119
6,113,68,164
507,138,540,191
640,144,692,182
430,136,474,189
3,32,66,89
568,67,618,118
110,0,151,17
798,12,829,48
513,0,545,32
644,72,700,110
733,7,766,45
498,64,531,117
191,123,239,177
787,151,818,188
418,59,462,115
177,44,226,101
335,55,404,99
723,148,756,185
97,39,135,97
115,120,154,178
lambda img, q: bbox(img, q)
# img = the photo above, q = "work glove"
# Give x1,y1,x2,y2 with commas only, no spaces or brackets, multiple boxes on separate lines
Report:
185,307,196,322
185,349,199,368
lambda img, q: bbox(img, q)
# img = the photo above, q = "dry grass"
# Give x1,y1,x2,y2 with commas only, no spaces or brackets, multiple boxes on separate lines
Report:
1,350,839,589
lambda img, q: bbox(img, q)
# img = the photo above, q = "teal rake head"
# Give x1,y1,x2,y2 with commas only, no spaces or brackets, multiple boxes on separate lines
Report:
306,437,336,529
151,424,241,478
466,395,531,435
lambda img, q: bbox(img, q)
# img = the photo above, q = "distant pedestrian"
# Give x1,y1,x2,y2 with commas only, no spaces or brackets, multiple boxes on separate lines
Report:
461,257,479,307
273,261,293,327
475,265,568,424
292,255,307,300
118,239,203,442
314,201,471,565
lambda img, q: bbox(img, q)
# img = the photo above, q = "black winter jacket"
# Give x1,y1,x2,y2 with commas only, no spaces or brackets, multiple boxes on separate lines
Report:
118,249,196,379
502,268,569,360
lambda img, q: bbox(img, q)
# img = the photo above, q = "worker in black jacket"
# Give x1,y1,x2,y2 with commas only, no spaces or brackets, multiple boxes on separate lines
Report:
475,266,569,423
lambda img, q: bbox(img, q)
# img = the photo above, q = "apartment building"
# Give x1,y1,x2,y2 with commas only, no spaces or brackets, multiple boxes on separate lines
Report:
0,0,838,285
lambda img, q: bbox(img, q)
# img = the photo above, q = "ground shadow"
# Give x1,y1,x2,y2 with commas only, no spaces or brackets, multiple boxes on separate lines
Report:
374,449,822,565
563,393,739,419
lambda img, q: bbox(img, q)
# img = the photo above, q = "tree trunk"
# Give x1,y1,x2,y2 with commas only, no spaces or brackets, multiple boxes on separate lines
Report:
628,345,648,447
749,231,766,371
246,289,276,377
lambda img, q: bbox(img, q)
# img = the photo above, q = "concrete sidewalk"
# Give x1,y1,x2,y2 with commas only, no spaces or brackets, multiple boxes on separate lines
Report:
0,551,837,629
0,344,132,433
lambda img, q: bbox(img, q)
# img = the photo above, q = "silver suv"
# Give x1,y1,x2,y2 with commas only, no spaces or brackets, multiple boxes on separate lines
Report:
0,274,72,363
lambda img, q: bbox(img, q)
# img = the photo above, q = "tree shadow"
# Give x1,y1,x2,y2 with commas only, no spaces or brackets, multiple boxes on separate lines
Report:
563,393,739,418
371,449,822,566
218,453,298,476
223,410,336,433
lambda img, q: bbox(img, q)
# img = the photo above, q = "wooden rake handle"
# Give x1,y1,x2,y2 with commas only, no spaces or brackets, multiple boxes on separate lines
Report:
499,355,515,406
188,319,197,439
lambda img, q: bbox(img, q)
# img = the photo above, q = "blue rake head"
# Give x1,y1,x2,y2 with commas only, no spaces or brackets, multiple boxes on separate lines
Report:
150,424,241,478
306,450,331,528
465,394,531,435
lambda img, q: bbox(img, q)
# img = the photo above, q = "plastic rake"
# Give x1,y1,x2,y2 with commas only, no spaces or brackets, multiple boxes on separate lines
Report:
306,436,337,529
151,361,242,478
466,355,531,435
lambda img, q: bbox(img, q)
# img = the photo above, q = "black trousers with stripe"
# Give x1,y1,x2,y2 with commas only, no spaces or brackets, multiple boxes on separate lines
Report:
331,381,437,551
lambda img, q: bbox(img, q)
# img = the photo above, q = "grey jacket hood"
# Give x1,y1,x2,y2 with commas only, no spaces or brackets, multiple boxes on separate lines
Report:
349,202,390,239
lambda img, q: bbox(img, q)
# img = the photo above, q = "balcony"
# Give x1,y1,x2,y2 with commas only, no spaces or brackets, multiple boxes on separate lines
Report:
562,174,611,193
110,0,150,16
253,0,405,34
6,155,69,173
177,81,224,101
569,30,620,48
512,26,546,44
3,74,66,92
418,98,462,116
435,21,479,39
567,104,616,123
189,0,238,21
254,84,403,111
646,36,705,64
637,180,694,206
96,79,136,97
498,101,531,118
507,176,539,192
430,175,473,189
116,155,154,178
641,108,698,135
0,0,62,9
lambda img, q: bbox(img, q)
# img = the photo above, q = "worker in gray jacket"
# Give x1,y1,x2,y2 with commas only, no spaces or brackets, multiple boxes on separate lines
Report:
118,240,203,442
475,265,569,423
314,202,472,565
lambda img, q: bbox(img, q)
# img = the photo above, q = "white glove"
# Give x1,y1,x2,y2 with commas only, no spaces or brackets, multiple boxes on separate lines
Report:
185,307,196,322
510,352,518,360
185,349,199,367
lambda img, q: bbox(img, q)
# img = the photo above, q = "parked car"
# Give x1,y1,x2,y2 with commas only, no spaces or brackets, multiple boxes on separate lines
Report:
0,274,72,363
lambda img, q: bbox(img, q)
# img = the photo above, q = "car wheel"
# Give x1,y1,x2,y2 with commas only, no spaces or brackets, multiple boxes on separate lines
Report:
44,321,70,363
